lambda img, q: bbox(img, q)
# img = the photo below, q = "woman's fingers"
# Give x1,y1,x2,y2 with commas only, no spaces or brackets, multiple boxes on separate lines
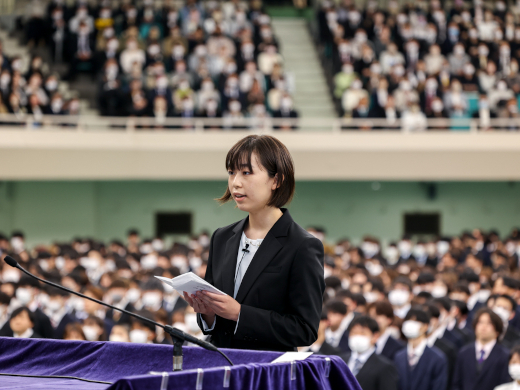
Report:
183,292,194,306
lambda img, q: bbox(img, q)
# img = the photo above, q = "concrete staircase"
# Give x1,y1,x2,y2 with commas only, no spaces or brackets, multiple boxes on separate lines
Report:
271,18,336,119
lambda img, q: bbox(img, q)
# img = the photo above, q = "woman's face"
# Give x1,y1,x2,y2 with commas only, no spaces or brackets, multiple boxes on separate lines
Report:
227,152,278,214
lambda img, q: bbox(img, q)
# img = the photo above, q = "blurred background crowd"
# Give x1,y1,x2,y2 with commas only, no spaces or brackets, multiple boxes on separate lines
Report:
316,0,520,127
0,0,299,124
1,225,520,389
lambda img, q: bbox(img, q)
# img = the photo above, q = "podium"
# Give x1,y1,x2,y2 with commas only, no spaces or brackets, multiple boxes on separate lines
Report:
0,337,360,390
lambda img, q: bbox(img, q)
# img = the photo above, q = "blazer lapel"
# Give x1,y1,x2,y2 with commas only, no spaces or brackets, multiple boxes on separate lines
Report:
234,209,292,303
356,352,375,378
220,217,248,296
478,344,498,380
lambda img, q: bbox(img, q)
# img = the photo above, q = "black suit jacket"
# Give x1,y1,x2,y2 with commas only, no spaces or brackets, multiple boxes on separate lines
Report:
434,337,457,385
197,209,325,351
354,352,399,390
381,335,405,361
451,342,511,390
502,325,520,349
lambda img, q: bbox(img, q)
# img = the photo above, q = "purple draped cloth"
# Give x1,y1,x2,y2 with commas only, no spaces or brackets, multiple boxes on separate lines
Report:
0,337,360,390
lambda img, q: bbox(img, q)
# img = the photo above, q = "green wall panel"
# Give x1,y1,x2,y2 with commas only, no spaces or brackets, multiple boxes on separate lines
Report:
1,181,519,246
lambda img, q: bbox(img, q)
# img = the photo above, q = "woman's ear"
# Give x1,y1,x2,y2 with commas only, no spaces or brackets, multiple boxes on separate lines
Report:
272,173,283,190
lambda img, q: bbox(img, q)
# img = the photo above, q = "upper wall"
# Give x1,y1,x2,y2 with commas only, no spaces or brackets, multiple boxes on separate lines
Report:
2,130,520,180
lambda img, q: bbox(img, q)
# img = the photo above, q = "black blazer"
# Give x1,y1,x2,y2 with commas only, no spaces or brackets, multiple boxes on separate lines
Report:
353,352,399,390
197,209,325,352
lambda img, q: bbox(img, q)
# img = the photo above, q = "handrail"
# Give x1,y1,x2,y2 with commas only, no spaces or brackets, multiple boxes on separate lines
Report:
0,113,518,132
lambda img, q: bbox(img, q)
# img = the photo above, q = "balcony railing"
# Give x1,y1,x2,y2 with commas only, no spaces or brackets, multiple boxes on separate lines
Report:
0,113,519,132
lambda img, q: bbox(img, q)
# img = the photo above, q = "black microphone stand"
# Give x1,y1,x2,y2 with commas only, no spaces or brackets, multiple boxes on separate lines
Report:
3,255,233,371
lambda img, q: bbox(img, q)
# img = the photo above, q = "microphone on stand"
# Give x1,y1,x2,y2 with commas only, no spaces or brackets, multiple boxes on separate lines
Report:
3,255,233,371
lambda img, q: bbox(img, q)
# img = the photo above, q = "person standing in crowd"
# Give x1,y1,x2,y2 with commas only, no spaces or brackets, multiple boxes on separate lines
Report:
452,308,510,390
495,345,520,390
325,299,354,353
346,315,399,390
368,301,405,361
394,308,448,390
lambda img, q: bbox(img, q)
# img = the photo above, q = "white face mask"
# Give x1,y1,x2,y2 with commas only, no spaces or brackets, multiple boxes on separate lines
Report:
129,329,148,343
388,289,409,307
47,299,62,312
431,286,447,298
126,288,140,303
141,254,158,270
142,292,161,309
109,334,128,342
509,364,520,380
11,237,25,253
402,320,423,339
82,325,99,341
348,335,372,353
493,306,511,323
364,291,379,303
2,269,20,283
16,287,33,305
398,241,412,256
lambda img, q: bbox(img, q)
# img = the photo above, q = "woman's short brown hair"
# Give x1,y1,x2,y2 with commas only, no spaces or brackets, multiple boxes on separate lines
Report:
217,135,295,208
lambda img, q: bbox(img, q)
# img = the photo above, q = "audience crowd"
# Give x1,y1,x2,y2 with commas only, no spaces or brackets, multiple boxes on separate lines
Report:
1,225,520,389
26,0,300,125
0,46,80,120
317,0,520,130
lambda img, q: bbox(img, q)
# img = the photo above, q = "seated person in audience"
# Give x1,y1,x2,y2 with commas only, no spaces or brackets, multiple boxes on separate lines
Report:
305,308,348,362
325,299,355,353
109,324,130,343
63,323,86,341
0,276,53,338
66,20,96,80
452,308,510,390
347,315,399,390
45,286,77,339
0,292,10,329
495,345,520,390
394,308,448,390
423,303,457,384
105,279,134,325
129,310,157,344
9,307,41,339
368,301,405,361
82,315,107,342
388,277,413,319
489,294,520,349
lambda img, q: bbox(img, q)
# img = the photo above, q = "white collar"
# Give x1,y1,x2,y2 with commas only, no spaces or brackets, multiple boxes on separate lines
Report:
241,232,263,247
352,347,375,364
14,328,34,338
407,338,428,359
475,339,496,360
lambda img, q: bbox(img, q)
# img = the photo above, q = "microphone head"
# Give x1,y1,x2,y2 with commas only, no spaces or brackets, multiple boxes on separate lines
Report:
4,255,18,268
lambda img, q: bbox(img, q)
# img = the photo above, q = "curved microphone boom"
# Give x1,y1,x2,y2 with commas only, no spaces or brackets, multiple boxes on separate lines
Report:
3,255,234,369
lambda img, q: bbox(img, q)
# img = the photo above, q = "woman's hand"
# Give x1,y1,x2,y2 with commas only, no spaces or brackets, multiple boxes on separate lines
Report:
196,290,241,322
183,291,216,326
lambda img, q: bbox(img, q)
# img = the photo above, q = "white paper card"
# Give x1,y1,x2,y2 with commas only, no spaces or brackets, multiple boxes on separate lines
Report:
155,272,227,296
271,352,313,363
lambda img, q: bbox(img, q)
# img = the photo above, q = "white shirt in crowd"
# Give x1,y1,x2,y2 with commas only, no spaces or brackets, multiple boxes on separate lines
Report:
407,339,428,367
475,339,496,361
348,346,375,375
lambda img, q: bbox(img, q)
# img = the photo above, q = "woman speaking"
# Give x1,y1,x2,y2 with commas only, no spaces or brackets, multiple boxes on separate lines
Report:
183,135,325,352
